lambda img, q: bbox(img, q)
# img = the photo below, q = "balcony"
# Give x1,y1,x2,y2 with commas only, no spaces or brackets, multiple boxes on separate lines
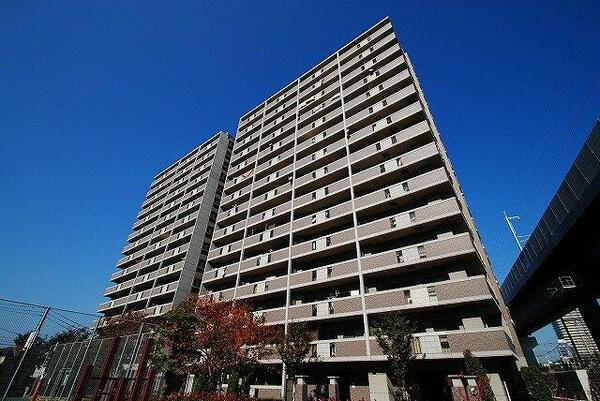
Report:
344,69,411,113
343,55,406,98
291,227,355,259
255,306,286,324
296,121,344,156
349,120,431,165
253,165,293,195
296,137,346,172
364,276,490,312
257,134,295,166
360,233,475,274
247,200,292,228
342,43,402,85
295,155,348,190
202,261,238,284
236,275,288,298
369,328,515,359
309,338,368,360
357,197,461,240
216,201,249,226
249,181,293,212
255,148,294,176
353,167,449,212
297,107,343,141
207,239,243,263
293,200,353,233
261,119,295,144
299,68,339,100
299,56,337,88
239,248,289,274
287,295,362,321
289,260,359,288
339,21,392,63
244,222,290,249
346,84,417,130
352,142,440,187
294,177,351,212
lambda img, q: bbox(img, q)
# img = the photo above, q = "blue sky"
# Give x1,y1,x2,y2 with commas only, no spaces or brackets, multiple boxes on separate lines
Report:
1,1,599,356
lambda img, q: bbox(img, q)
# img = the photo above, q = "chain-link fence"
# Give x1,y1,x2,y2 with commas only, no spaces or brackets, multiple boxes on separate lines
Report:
0,298,161,401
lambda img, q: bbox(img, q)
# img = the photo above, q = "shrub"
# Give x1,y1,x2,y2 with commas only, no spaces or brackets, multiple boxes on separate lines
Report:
157,392,257,401
520,366,552,401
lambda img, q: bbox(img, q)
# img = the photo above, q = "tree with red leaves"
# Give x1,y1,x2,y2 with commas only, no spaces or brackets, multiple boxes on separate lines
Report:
151,296,276,394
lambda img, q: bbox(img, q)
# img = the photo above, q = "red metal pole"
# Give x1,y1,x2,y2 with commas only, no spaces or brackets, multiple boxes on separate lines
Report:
113,378,128,401
92,336,121,401
128,338,154,401
140,370,156,401
30,378,44,401
71,365,93,401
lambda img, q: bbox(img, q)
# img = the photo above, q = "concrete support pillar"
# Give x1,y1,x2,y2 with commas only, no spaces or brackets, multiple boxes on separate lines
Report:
327,376,340,400
294,375,308,401
368,372,393,401
578,298,600,349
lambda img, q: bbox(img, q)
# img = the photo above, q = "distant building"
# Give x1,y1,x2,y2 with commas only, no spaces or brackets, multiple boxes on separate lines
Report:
98,131,233,318
552,308,599,359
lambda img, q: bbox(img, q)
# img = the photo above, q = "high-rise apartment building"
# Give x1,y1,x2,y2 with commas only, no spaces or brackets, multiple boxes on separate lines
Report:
553,308,599,360
99,131,233,318
203,18,523,399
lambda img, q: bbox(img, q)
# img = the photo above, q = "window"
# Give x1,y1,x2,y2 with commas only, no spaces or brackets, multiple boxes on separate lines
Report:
440,335,450,352
428,287,438,302
404,290,412,304
409,211,416,222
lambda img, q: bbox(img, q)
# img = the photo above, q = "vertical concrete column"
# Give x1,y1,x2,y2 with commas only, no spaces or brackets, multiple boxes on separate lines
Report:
294,375,308,401
327,376,340,400
368,372,393,401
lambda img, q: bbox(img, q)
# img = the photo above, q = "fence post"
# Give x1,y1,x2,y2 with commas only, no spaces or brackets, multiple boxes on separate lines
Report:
1,306,50,401
128,337,154,401
30,378,44,401
66,319,101,400
92,336,121,401
71,364,93,401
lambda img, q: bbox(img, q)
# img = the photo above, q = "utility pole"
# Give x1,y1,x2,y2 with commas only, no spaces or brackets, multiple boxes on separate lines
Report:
1,307,50,401
503,211,529,251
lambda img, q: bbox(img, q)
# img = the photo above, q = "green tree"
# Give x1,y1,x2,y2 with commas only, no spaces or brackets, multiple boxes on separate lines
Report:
520,365,552,401
371,313,414,399
275,323,313,400
463,349,495,401
151,299,202,394
587,352,600,401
